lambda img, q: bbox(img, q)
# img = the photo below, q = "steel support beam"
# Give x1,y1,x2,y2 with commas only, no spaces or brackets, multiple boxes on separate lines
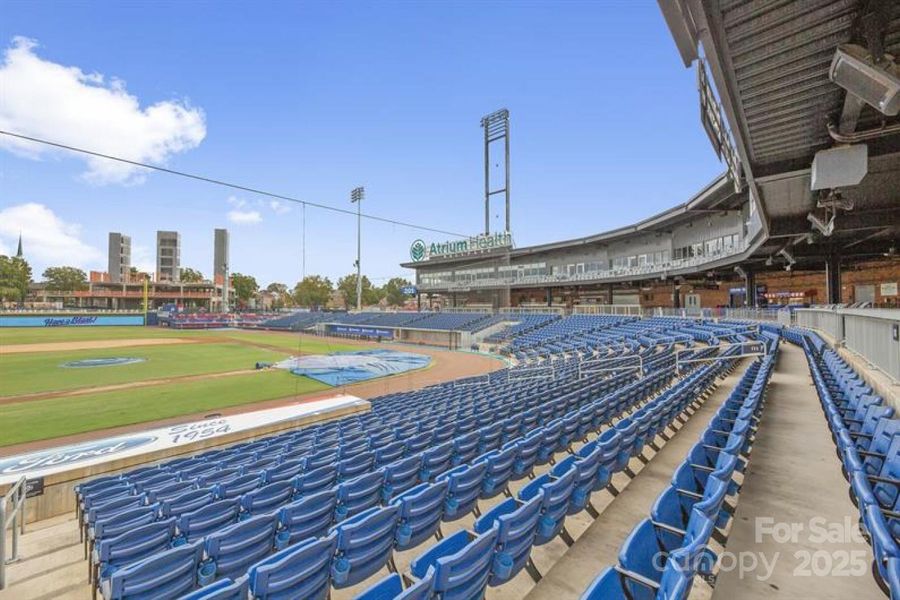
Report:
826,252,842,304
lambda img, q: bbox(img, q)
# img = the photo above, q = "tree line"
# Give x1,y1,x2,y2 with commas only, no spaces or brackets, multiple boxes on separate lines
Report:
0,254,412,310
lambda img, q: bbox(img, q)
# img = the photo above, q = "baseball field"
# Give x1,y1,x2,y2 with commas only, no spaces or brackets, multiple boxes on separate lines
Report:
0,326,364,448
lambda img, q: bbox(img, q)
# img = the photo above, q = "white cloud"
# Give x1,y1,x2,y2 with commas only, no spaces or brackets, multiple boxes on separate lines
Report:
269,200,291,215
130,244,155,274
225,195,262,224
0,37,206,185
0,203,103,271
227,209,262,224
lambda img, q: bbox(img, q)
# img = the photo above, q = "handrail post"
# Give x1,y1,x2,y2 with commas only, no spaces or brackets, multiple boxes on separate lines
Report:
0,499,6,590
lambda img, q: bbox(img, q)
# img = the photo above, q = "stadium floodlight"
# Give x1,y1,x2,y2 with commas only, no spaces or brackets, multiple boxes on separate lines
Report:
350,187,365,311
829,44,900,116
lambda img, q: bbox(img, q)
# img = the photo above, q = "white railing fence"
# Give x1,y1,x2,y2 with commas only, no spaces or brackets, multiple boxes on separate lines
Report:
795,308,900,383
0,476,27,590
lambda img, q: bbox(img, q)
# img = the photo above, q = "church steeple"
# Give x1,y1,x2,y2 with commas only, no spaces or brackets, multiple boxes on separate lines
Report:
15,232,23,258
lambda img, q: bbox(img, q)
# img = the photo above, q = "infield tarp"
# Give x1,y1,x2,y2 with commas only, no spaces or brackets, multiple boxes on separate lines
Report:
274,349,431,386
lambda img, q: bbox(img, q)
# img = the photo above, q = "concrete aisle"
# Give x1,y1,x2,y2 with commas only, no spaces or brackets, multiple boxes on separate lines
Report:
712,341,882,599
523,361,749,600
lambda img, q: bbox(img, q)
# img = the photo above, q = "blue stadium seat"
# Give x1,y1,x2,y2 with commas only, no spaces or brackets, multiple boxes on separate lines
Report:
240,481,294,517
176,498,241,545
382,455,422,501
247,533,337,600
472,493,543,585
292,465,337,499
180,575,248,600
409,528,498,600
519,467,576,545
275,489,336,549
93,517,177,584
200,513,278,584
353,572,433,600
330,504,400,588
393,481,449,550
335,470,386,521
439,461,488,521
100,541,202,600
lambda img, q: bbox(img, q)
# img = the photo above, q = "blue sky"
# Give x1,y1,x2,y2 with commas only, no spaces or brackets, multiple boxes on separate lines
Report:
0,0,723,287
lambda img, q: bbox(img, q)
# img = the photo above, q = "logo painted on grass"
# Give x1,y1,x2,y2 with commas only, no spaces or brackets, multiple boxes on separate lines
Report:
0,436,158,475
61,357,147,368
410,239,427,262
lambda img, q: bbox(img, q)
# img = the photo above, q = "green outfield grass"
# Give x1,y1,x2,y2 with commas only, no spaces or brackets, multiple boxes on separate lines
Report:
0,342,291,396
0,370,330,447
0,326,361,353
0,326,376,445
0,325,189,345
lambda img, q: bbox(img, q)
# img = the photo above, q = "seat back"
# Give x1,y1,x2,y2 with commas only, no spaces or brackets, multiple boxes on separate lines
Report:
429,529,498,600
201,513,278,582
275,489,337,549
440,461,488,521
96,517,176,575
179,575,248,600
247,533,337,600
177,498,241,544
335,469,386,521
331,504,400,588
393,481,449,550
103,541,202,600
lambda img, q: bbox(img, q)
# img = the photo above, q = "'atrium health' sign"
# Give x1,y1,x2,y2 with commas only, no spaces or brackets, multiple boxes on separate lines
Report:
410,231,513,262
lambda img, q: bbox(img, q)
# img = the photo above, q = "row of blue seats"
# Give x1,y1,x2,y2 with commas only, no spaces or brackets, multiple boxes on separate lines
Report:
76,354,647,532
581,336,777,599
93,346,723,598
789,328,900,597
86,366,651,594
88,363,676,597
348,341,747,599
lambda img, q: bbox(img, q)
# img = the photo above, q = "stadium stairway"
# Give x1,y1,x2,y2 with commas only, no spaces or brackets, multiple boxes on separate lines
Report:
521,356,753,600
707,340,882,599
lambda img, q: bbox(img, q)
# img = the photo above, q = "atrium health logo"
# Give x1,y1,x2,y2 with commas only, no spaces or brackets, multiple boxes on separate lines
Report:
410,239,427,262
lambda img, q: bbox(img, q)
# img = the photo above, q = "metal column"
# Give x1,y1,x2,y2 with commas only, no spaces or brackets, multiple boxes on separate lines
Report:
826,253,842,304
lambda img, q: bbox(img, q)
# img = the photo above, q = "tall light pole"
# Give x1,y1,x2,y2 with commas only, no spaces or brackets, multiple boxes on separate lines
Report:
351,187,365,311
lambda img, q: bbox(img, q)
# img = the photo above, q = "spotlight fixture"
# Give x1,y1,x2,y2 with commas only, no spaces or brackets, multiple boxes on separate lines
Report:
734,265,747,279
829,44,900,116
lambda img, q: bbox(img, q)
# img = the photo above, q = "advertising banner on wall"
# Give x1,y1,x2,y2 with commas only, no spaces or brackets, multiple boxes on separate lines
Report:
327,324,394,339
0,314,146,327
0,394,366,484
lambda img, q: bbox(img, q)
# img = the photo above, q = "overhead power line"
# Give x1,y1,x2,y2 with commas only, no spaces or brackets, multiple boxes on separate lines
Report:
0,130,467,238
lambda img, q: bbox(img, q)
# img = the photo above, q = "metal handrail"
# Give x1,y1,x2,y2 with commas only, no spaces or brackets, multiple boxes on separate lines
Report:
0,476,27,590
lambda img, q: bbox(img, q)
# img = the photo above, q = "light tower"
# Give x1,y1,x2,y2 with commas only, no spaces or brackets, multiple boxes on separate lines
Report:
350,186,365,311
481,108,510,234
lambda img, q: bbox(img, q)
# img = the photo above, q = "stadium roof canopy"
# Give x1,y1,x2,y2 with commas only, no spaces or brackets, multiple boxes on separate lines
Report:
660,0,900,268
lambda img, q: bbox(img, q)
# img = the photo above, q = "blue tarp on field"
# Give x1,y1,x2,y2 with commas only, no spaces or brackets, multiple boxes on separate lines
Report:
274,349,431,386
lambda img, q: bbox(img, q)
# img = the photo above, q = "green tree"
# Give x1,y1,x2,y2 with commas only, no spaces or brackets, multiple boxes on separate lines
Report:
42,266,88,292
293,275,332,308
0,255,32,303
180,267,204,283
230,273,259,307
336,273,380,308
265,282,291,309
381,277,412,307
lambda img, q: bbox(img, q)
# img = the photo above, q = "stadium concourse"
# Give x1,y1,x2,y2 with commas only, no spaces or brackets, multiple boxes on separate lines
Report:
0,314,891,600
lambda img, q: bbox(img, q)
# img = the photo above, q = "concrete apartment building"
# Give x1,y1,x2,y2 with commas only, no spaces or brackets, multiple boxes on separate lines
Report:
107,232,131,283
156,230,181,282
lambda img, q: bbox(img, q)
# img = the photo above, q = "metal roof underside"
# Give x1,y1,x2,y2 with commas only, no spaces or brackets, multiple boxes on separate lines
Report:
716,0,900,174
